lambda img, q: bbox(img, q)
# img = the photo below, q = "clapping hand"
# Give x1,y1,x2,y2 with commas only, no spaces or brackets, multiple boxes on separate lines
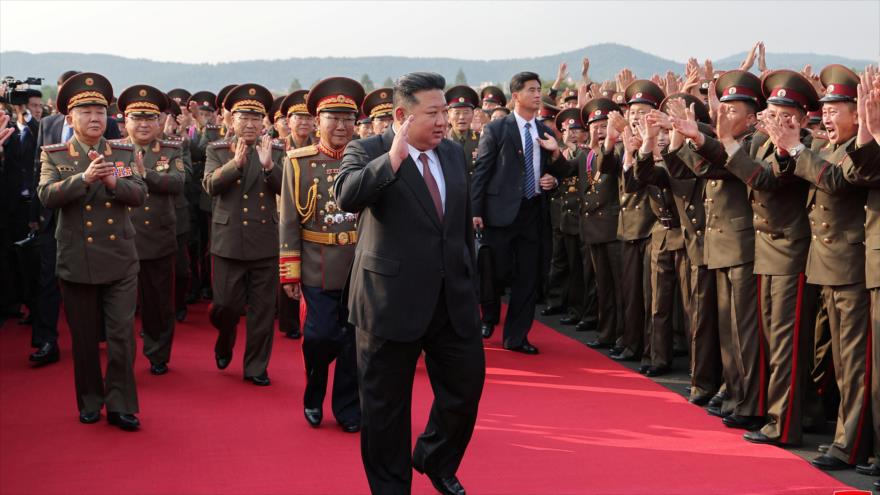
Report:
233,138,248,168
257,134,274,170
0,111,13,147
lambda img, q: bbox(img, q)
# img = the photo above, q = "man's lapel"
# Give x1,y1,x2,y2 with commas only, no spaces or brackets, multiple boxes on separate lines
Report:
398,151,442,231
505,114,525,167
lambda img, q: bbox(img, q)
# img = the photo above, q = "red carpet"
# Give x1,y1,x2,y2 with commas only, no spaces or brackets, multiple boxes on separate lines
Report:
0,303,853,494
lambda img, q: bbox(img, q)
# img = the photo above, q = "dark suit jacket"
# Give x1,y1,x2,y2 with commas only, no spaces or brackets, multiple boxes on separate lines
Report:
335,127,479,342
30,114,121,230
470,113,567,227
1,119,39,229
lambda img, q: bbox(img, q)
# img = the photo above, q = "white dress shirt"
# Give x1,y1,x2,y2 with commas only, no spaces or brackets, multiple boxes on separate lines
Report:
407,144,446,212
513,110,541,196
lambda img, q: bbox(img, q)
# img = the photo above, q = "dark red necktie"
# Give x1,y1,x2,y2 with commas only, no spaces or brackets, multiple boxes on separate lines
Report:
419,153,443,222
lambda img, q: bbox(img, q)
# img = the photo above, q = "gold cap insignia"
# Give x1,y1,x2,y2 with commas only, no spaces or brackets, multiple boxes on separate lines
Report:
248,88,256,96
729,87,737,94
778,89,787,97
139,89,147,97
85,78,94,86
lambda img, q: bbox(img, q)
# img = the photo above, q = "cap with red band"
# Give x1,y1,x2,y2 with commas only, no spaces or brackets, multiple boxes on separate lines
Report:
716,70,765,108
819,64,859,103
761,70,819,112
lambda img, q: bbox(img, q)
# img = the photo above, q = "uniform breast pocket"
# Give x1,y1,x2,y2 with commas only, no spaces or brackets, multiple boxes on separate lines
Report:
361,252,400,277
845,229,866,245
730,215,753,232
213,212,229,225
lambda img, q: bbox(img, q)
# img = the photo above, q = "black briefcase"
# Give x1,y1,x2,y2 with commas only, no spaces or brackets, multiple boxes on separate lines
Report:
475,229,495,304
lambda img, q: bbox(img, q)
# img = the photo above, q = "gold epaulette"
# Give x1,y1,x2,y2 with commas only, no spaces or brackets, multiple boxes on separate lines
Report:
42,143,67,153
287,145,318,160
205,123,222,130
160,140,183,149
208,139,232,150
109,140,134,150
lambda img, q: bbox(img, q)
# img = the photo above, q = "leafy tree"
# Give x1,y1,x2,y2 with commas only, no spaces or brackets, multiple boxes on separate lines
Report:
360,74,375,92
288,78,302,92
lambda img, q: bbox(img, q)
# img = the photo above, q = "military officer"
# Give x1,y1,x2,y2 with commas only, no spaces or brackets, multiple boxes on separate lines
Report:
117,84,186,376
444,85,481,175
279,77,365,432
203,83,285,386
270,96,289,142
167,88,191,107
480,85,506,111
281,90,315,151
672,70,766,430
561,88,579,109
717,71,821,446
38,72,147,430
786,65,872,470
362,87,393,137
356,115,374,139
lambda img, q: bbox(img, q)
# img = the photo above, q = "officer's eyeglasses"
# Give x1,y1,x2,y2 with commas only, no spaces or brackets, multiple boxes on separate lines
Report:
322,114,356,127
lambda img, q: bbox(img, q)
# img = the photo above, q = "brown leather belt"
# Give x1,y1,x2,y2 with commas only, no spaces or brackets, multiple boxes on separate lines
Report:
302,229,358,246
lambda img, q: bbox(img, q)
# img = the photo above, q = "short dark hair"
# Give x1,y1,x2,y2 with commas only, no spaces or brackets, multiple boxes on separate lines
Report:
58,70,80,86
492,107,511,116
510,72,540,93
393,72,445,109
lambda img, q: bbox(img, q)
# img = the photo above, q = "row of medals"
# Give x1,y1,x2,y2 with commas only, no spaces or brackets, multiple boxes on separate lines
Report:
315,175,357,226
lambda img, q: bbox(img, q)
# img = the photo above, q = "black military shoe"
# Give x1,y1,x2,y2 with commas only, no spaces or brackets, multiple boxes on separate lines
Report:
559,315,580,325
540,305,565,316
722,415,765,430
586,340,613,349
707,391,728,409
426,474,466,495
855,462,880,476
688,393,714,406
645,366,669,377
575,320,596,332
810,454,851,471
150,362,168,375
107,412,140,431
480,324,494,339
175,308,187,322
304,408,322,427
29,342,60,365
743,431,780,445
215,354,231,370
340,421,360,433
285,328,302,339
244,373,271,386
79,410,100,424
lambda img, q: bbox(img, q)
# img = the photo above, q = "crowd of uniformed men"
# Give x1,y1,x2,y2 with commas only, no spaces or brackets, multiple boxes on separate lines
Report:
0,46,878,488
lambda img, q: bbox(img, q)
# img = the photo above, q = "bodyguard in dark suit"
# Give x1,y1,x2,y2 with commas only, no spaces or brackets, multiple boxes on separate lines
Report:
336,72,484,495
471,71,568,353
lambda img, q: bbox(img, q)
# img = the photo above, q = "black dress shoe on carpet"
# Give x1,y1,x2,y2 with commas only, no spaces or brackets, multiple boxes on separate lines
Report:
79,410,100,424
610,349,637,361
856,462,880,476
637,364,651,374
645,366,669,377
107,412,140,431
29,342,59,365
304,408,322,427
706,406,729,418
285,329,302,339
559,315,579,325
688,393,714,407
707,391,728,409
215,354,231,370
150,362,168,375
872,479,879,490
340,421,360,433
811,454,852,471
743,431,780,445
504,341,539,355
586,340,613,349
722,415,765,430
540,305,565,316
480,324,494,339
244,373,271,386
426,474,466,495
575,320,596,332
175,308,187,322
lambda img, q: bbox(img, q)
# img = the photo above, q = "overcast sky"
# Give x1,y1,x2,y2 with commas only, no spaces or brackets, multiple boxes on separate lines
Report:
1,1,878,63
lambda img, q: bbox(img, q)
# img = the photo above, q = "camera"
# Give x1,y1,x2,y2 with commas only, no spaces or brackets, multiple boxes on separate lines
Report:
1,76,44,105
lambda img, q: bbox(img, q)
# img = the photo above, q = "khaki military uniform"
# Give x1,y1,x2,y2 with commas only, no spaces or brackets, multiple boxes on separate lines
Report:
124,137,186,367
162,133,194,316
448,128,480,177
38,137,147,414
793,135,871,464
204,136,284,378
722,133,820,444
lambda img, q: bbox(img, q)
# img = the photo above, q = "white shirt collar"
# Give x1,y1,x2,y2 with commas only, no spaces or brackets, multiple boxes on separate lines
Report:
513,110,537,131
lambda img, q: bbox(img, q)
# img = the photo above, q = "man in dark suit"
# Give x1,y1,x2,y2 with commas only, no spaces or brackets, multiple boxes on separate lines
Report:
471,71,567,354
336,72,484,495
26,71,121,365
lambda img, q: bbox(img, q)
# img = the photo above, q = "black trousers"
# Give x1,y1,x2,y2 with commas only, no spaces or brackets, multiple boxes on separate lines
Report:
301,285,359,424
546,227,568,307
357,287,485,495
174,233,190,312
480,197,541,347
139,254,176,366
278,285,301,334
32,224,60,347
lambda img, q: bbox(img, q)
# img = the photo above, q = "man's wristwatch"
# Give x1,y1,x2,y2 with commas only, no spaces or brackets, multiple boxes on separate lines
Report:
788,143,806,159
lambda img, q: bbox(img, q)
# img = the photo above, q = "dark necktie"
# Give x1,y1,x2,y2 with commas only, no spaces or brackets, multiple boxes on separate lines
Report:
419,153,443,222
523,122,536,198
19,125,29,144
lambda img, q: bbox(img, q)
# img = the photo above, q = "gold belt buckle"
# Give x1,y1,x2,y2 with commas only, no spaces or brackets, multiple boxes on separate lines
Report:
336,231,350,245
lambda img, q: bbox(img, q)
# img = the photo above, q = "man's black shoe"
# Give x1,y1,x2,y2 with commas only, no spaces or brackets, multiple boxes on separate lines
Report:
244,373,271,386
340,421,360,433
722,414,765,430
215,354,231,370
480,324,494,339
175,308,187,322
688,393,714,406
810,454,852,471
743,431,780,445
540,305,565,316
645,366,669,377
637,364,651,374
586,340,613,349
855,462,880,476
286,329,302,339
150,363,168,375
504,341,538,355
610,349,637,361
304,408,322,427
575,320,596,332
707,391,728,409
29,342,59,365
107,412,140,431
706,406,729,418
79,410,100,424
559,315,579,325
427,474,466,495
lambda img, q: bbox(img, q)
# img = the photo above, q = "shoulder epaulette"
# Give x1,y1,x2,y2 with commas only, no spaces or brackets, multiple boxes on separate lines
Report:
272,140,285,151
163,134,184,142
208,139,232,150
287,145,318,159
471,131,479,140
205,123,221,130
109,140,134,150
160,140,183,149
42,143,67,153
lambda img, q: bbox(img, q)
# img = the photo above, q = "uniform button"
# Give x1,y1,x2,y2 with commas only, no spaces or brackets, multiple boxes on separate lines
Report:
145,220,150,225
85,204,92,211
708,198,714,203
146,193,150,198
759,202,765,207
635,205,640,210
317,194,323,199
707,227,712,231
261,205,267,211
144,206,150,211
128,207,132,212
236,179,241,184
811,204,816,210
823,237,831,244
321,226,328,231
107,219,114,225
820,205,827,210
242,221,248,226
691,218,697,224
86,236,94,243
243,207,249,213
821,222,829,228
811,220,816,225
696,230,703,236
105,202,112,208
717,229,723,234
754,215,758,220
621,207,626,211
259,192,265,198
261,219,267,224
243,194,249,199
711,181,717,187
762,219,768,224
812,234,817,239
109,234,116,241
86,221,93,227
713,214,718,219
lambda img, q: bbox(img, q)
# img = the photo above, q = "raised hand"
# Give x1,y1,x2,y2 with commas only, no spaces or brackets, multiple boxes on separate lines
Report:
669,100,702,142
707,79,720,122
764,113,801,151
554,62,569,87
581,57,591,82
665,71,681,95
616,68,635,93
84,150,112,184
389,115,414,172
648,109,673,130
539,173,558,191
134,149,146,176
740,42,759,71
163,114,177,136
0,111,13,146
257,134,273,170
757,41,767,73
860,66,880,144
537,131,559,154
802,64,824,94
716,104,738,143
704,59,715,81
233,138,248,168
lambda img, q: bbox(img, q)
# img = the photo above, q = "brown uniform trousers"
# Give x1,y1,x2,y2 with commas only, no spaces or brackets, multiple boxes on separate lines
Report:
204,136,284,378
843,140,880,465
794,135,872,465
38,137,146,414
552,167,597,323
678,133,764,417
632,155,690,370
598,144,656,360
567,148,622,345
659,149,722,400
127,138,185,367
724,135,819,444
